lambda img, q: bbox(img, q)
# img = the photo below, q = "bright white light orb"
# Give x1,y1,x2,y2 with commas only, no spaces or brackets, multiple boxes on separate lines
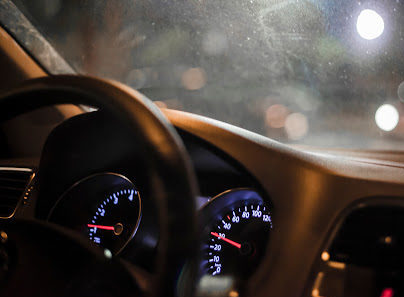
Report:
356,9,384,40
375,104,399,131
104,249,112,259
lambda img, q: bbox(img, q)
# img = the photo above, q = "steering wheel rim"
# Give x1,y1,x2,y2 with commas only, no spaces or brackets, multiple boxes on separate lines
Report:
0,75,199,297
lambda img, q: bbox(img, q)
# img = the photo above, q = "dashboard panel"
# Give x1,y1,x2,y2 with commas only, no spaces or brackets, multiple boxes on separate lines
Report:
19,109,273,278
3,104,404,297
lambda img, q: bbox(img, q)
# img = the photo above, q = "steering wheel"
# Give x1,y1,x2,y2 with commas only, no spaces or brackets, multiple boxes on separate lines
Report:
0,75,199,297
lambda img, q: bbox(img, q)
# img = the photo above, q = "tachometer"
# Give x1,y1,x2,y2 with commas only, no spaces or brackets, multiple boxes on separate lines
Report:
201,189,272,277
87,187,141,254
48,173,142,255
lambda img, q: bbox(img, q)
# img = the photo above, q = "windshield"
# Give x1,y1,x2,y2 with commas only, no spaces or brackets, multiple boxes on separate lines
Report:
8,0,404,149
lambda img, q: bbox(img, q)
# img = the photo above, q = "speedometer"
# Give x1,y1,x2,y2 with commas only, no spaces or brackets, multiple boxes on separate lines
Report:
201,189,272,277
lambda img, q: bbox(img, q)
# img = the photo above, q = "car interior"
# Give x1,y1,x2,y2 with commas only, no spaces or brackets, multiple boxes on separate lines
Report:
1,1,404,297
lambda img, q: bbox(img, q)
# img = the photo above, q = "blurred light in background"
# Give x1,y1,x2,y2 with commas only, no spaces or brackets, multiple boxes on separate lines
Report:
356,9,384,40
398,81,404,102
321,251,330,262
104,249,112,259
375,104,399,131
181,67,206,90
265,104,289,128
312,289,320,297
285,113,308,140
380,288,394,297
202,30,228,56
126,68,147,89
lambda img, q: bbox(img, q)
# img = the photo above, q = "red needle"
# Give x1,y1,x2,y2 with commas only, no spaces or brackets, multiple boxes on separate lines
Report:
87,224,115,231
211,232,241,249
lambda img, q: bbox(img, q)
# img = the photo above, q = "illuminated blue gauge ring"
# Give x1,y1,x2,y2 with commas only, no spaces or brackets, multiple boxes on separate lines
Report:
201,189,273,277
87,185,142,255
47,173,142,255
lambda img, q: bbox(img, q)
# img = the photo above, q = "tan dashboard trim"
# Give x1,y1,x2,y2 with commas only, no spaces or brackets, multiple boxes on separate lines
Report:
0,26,46,81
163,109,404,185
0,27,83,156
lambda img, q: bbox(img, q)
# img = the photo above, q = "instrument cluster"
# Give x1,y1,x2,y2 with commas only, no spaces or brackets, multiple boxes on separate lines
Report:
48,173,273,277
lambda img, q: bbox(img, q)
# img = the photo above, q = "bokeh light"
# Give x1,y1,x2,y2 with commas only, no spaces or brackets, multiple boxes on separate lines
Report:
398,81,404,102
285,113,308,140
375,104,399,131
265,104,289,128
356,9,384,40
321,251,330,262
181,68,207,91
126,68,148,89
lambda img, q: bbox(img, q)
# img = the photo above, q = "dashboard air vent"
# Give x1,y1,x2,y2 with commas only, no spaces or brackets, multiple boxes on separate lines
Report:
328,205,404,269
0,168,33,218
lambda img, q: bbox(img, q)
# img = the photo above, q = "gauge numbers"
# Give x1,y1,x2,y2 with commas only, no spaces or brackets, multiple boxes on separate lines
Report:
205,201,272,277
88,187,141,254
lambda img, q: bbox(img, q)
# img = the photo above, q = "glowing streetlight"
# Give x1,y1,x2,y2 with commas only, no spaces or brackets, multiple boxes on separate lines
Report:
356,9,384,40
375,104,399,131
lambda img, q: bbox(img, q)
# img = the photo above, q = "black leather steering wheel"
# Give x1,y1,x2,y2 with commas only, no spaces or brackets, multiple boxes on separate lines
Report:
0,75,199,297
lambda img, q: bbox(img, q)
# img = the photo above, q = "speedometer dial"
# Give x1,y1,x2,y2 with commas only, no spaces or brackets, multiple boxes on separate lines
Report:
202,190,272,277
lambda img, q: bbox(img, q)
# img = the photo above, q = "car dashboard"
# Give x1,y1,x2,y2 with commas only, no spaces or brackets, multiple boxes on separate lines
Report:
2,105,404,297
1,109,274,281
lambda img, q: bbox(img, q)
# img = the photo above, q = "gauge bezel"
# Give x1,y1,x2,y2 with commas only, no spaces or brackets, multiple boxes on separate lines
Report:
199,188,273,277
47,172,142,255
